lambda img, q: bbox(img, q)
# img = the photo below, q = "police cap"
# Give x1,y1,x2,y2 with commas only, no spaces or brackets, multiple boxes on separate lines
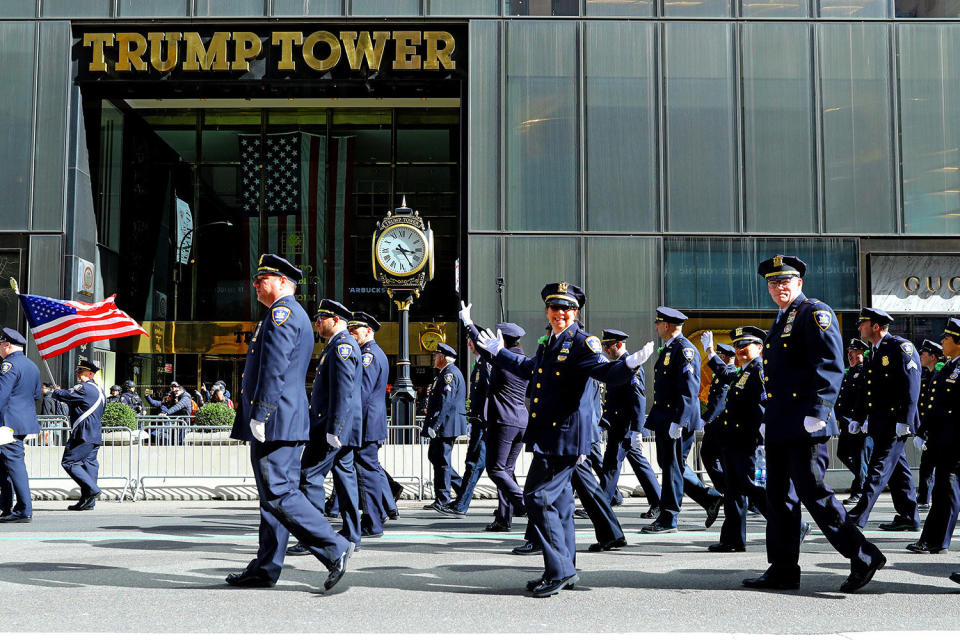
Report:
76,359,100,374
256,253,301,282
847,338,870,352
942,318,960,341
315,299,351,320
110,385,121,392
920,339,943,357
715,342,736,357
436,343,457,359
656,306,688,324
541,282,585,309
601,329,629,345
347,311,381,332
0,327,27,347
729,326,765,348
758,254,806,280
857,307,894,327
497,322,526,341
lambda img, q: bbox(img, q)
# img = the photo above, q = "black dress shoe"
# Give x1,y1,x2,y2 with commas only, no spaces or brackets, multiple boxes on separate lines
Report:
640,522,677,534
0,513,32,523
485,521,511,532
69,492,101,511
708,542,745,552
423,501,441,511
640,506,661,520
704,497,722,529
840,554,886,593
950,572,960,585
842,494,862,506
512,541,543,555
532,574,579,598
360,528,383,538
225,572,276,588
878,519,919,532
387,510,400,520
588,536,627,552
323,542,354,592
742,568,801,590
439,505,467,518
906,540,946,554
287,543,311,555
573,508,589,519
526,575,578,592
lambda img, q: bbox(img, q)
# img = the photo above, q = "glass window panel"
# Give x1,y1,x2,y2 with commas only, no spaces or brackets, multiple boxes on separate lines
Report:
429,0,500,14
585,21,657,232
0,249,22,331
664,237,858,310
193,0,266,15
663,0,732,17
895,0,960,15
505,21,578,232
584,237,659,346
469,20,500,231
118,0,190,16
819,23,895,234
0,1,36,17
272,0,343,14
506,0,580,14
899,24,960,235
0,21,35,231
397,129,451,162
504,236,580,354
200,111,262,163
42,0,112,16
742,23,815,234
467,235,500,335
743,0,808,17
664,23,737,233
820,0,889,16
586,0,653,15
351,0,420,14
34,22,71,232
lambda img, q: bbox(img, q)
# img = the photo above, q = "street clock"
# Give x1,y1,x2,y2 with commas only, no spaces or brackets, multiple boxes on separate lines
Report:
372,197,435,294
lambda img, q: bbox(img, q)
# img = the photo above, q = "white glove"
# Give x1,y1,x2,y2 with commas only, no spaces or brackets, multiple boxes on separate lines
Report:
249,419,266,443
0,426,14,446
630,431,643,448
700,331,714,351
912,436,926,452
847,420,860,435
668,422,682,439
577,454,587,466
326,432,342,448
895,422,910,437
759,424,766,440
861,417,869,434
477,328,504,356
803,416,826,434
427,427,437,438
459,301,473,327
625,341,655,369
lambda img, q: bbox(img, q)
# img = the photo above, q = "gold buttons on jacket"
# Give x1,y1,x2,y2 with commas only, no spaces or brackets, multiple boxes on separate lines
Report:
536,383,541,388
533,398,539,403
531,413,537,418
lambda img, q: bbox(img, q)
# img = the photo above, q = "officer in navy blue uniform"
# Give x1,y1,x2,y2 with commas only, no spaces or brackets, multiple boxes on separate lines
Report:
446,330,490,517
0,328,42,523
53,359,105,511
473,282,653,597
597,329,661,519
227,255,350,591
915,339,944,510
846,308,921,532
743,255,885,593
907,318,960,556
346,310,392,537
835,338,872,505
291,299,364,554
641,307,722,534
699,338,738,494
421,343,469,513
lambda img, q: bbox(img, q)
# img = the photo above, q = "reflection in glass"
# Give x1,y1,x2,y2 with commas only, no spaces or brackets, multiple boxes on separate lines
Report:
820,0,890,17
662,0,732,17
586,0,653,15
0,22,34,231
506,0,580,15
894,0,960,16
470,20,500,231
742,0,808,17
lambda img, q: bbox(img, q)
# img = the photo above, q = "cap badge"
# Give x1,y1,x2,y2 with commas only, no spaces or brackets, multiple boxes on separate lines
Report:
773,255,783,267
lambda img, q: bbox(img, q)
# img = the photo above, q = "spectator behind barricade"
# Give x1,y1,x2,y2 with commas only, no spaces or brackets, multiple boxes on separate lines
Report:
105,385,123,403
209,383,234,410
120,380,145,416
144,381,193,444
40,382,68,416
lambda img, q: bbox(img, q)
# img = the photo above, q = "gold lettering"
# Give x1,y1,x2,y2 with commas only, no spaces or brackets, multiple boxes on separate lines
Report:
340,31,389,70
926,276,942,293
83,33,114,72
393,31,421,70
950,276,960,294
116,33,147,71
303,31,340,71
148,32,181,72
423,31,455,70
182,32,230,71
272,32,303,71
904,276,920,294
232,32,262,71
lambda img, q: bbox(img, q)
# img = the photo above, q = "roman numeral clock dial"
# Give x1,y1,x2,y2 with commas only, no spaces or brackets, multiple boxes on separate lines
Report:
372,205,434,286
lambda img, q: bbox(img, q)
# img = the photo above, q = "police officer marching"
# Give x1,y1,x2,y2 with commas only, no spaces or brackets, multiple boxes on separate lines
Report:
421,343,469,515
0,328,42,523
699,335,738,496
53,359,105,511
915,339,944,511
835,338,872,506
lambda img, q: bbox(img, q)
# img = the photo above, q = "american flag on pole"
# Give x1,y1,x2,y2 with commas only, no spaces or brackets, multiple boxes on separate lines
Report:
18,293,148,359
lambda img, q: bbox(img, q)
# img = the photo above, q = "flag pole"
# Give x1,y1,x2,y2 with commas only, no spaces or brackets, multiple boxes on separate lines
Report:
9,278,59,387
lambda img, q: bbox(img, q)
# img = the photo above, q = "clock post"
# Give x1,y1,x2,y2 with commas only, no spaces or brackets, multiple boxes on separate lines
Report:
371,198,435,427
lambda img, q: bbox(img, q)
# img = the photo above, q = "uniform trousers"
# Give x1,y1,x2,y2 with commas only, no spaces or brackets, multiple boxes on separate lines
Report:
699,427,726,494
719,446,767,548
836,431,873,496
451,423,486,512
917,453,960,550
655,431,722,528
61,440,101,497
427,437,461,505
571,454,624,544
847,435,919,529
245,440,348,582
485,423,526,525
300,441,362,546
524,453,578,581
917,446,937,505
0,437,32,517
765,439,882,573
356,440,389,534
599,430,661,509
383,469,401,510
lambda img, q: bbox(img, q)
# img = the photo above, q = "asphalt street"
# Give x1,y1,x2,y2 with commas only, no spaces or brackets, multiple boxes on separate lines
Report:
0,496,957,634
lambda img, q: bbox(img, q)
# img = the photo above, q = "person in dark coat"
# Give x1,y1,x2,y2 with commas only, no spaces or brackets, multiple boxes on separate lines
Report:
915,339,944,510
53,359,105,511
699,336,738,494
421,343,469,514
0,328,42,522
835,338,872,505
40,382,68,416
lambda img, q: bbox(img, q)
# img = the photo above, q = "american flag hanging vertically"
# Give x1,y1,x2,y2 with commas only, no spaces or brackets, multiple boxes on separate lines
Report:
18,293,148,359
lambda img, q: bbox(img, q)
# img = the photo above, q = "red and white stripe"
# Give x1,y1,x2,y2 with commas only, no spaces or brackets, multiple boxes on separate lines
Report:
30,295,148,359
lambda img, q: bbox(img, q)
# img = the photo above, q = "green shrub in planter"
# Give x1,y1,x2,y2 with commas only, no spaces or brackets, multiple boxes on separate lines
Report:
102,402,139,430
195,402,236,426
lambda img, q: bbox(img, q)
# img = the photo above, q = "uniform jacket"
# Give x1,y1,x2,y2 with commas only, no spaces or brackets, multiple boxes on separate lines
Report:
923,356,960,450
494,324,635,457
647,335,703,434
146,389,193,416
423,362,468,438
120,391,145,415
466,323,529,429
835,362,866,431
702,355,738,425
359,339,389,443
52,379,105,444
601,352,646,438
0,351,42,436
856,333,921,440
231,295,313,442
468,356,490,423
310,329,363,446
762,292,844,444
715,356,766,450
917,366,937,436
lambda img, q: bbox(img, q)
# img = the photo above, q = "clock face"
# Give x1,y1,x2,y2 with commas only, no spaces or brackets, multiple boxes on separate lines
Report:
375,224,429,277
420,331,443,352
